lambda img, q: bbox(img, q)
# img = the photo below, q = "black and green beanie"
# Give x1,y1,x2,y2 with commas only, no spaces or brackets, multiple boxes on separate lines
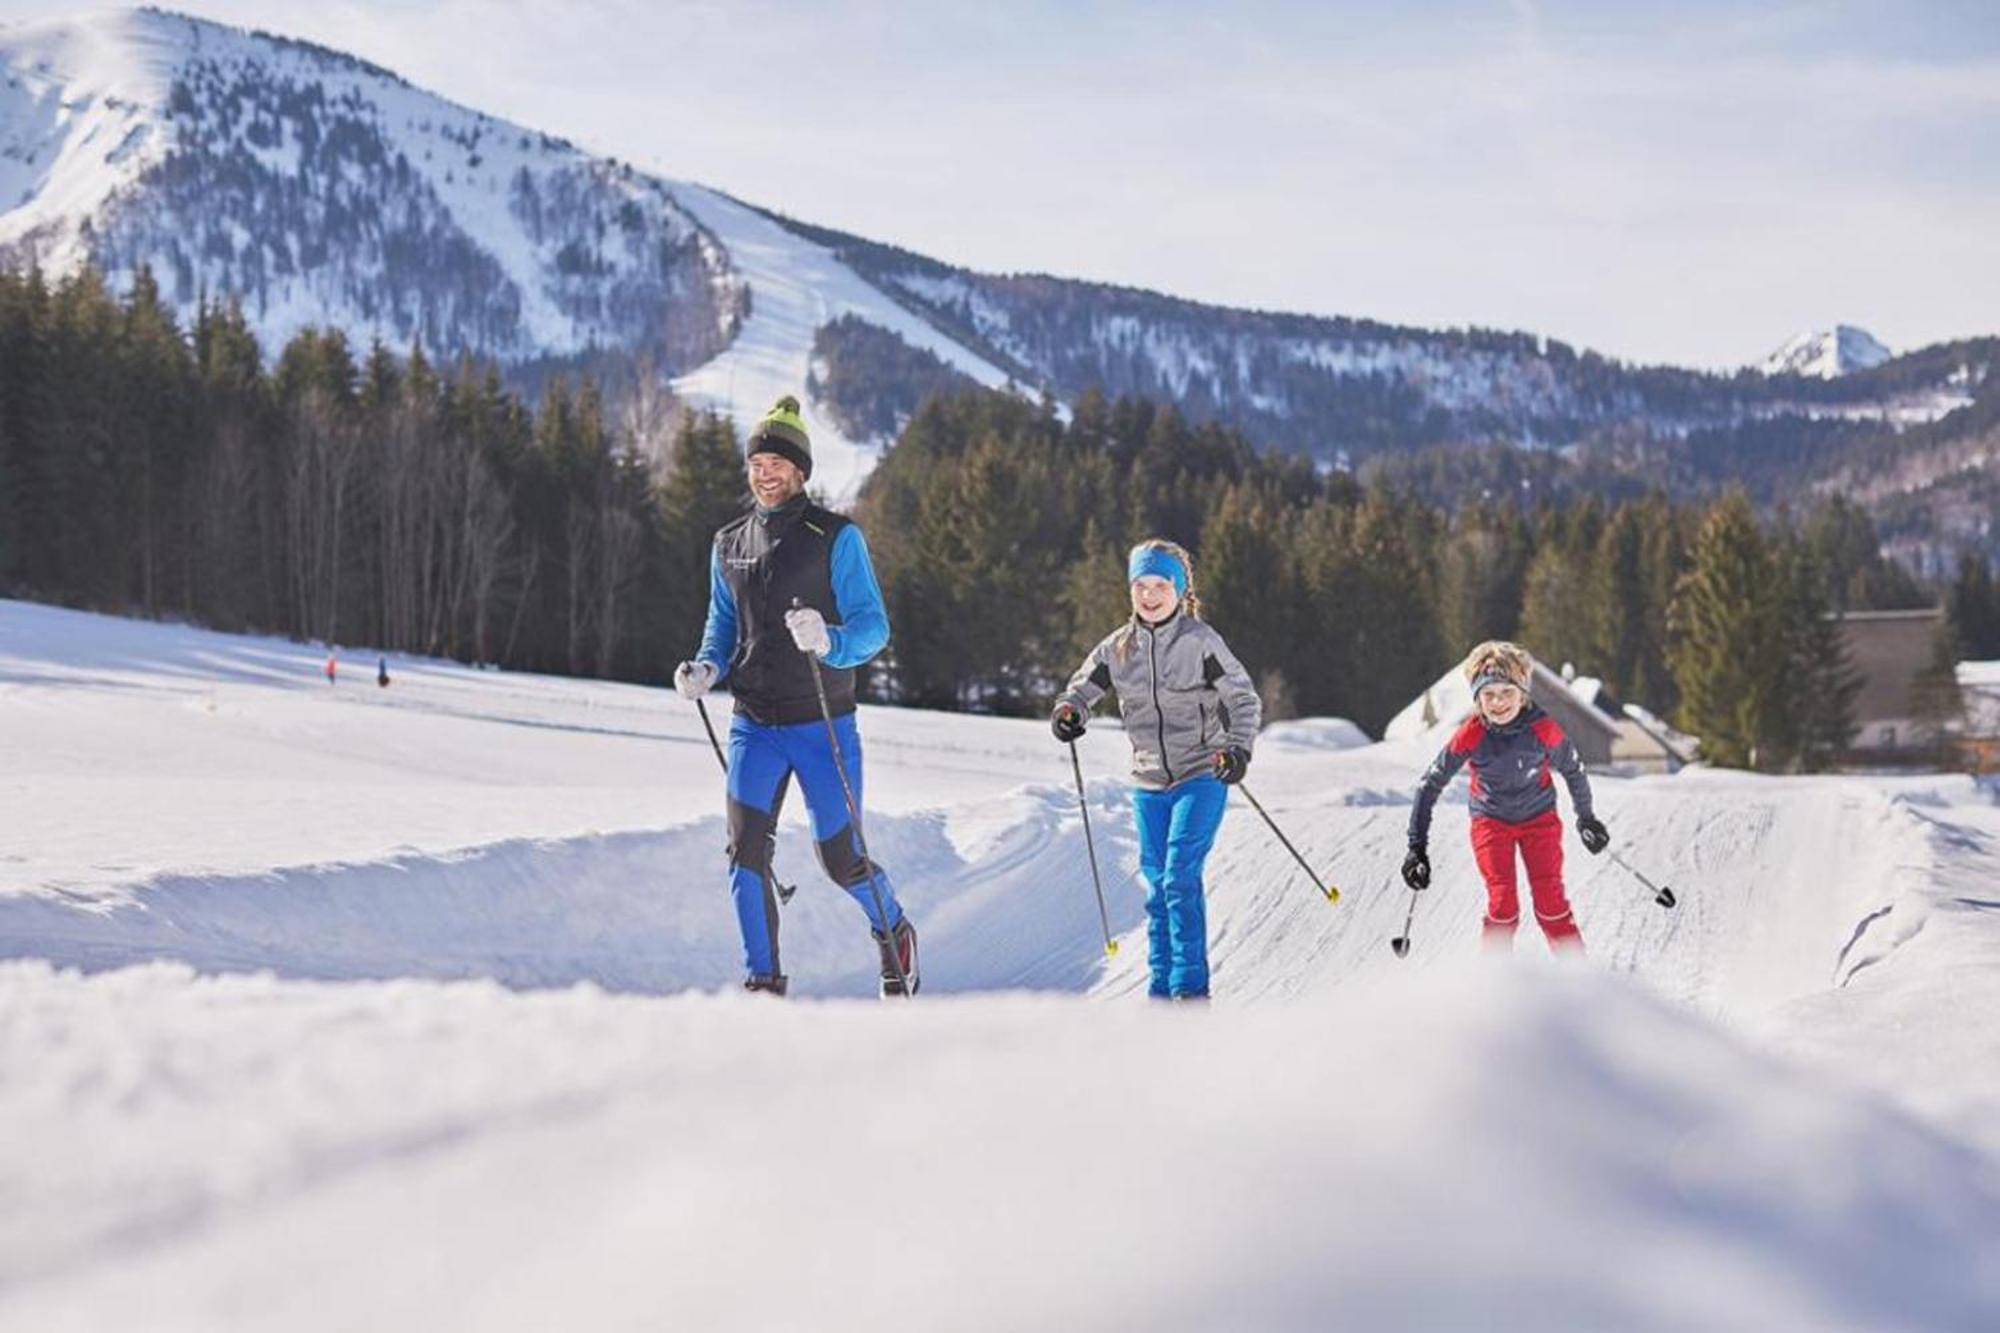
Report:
746,395,813,479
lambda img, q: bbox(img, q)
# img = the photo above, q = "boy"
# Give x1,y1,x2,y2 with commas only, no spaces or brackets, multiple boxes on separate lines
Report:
1403,641,1610,951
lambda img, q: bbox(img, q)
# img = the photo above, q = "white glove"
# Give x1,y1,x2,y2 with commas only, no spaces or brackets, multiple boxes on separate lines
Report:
674,659,717,699
785,607,832,657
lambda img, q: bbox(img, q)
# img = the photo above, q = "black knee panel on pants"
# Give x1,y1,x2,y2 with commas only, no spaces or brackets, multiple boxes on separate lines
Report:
815,827,877,888
728,800,778,875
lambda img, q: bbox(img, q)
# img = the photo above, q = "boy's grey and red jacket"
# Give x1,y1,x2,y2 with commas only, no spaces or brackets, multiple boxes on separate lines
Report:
1407,703,1594,848
1058,612,1261,791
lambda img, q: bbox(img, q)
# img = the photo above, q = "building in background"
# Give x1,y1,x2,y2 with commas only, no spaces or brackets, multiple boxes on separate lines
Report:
1838,608,1946,760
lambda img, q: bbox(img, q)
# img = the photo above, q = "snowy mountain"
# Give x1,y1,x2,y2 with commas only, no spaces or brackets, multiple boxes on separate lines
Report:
3,598,2000,1327
0,8,1014,497
1,9,1990,507
1759,324,1894,378
0,9,741,369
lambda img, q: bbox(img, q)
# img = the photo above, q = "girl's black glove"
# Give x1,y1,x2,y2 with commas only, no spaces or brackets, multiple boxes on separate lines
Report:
1051,704,1086,743
1402,847,1431,891
1212,746,1250,785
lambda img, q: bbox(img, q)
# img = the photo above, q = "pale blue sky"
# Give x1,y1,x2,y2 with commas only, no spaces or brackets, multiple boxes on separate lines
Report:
8,1,1998,367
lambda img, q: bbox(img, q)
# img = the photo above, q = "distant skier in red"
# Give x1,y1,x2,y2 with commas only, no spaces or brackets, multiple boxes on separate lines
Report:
1403,641,1610,952
324,651,337,686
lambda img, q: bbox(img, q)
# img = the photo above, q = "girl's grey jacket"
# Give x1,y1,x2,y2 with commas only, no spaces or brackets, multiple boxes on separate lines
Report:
1058,611,1262,790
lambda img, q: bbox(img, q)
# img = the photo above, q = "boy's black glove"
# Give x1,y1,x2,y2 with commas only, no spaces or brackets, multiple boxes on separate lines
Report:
1402,846,1431,891
1051,703,1086,743
1578,816,1610,855
1212,746,1250,785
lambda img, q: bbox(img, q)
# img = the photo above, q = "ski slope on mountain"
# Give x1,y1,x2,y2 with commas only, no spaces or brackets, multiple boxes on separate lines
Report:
0,9,174,271
3,598,1999,1330
663,183,1017,502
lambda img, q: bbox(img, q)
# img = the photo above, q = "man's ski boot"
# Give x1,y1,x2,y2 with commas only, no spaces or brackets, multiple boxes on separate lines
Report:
873,918,919,998
743,973,789,997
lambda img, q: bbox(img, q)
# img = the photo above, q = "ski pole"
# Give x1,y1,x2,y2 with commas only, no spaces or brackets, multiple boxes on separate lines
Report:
1608,850,1678,910
1066,739,1119,956
794,600,913,999
695,696,795,905
1235,783,1340,904
1390,887,1420,957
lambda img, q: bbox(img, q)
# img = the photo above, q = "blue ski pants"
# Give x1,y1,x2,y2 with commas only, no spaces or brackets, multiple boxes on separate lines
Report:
726,710,904,978
1132,774,1228,998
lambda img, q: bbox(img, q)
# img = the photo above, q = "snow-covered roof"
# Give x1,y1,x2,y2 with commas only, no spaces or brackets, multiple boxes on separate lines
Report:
1383,659,1621,744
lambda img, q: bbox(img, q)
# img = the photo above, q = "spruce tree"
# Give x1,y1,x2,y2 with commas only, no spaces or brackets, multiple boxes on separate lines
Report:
1436,500,1531,651
1669,492,1784,769
1519,541,1595,678
1198,486,1297,714
1590,502,1650,704
1635,495,1690,716
1909,619,1966,765
1948,553,2000,660
1777,539,1861,772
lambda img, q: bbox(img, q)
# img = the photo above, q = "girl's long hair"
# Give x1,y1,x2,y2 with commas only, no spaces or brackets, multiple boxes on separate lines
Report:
1115,538,1201,662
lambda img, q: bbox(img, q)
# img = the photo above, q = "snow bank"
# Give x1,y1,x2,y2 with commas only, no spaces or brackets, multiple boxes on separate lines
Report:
2,961,1996,1331
1258,716,1371,751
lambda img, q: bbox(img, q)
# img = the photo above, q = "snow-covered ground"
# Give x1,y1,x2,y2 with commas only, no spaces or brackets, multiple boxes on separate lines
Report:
4,598,1999,1330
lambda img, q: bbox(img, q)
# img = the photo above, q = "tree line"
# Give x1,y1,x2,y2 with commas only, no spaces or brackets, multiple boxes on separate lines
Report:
1,265,1985,771
857,387,1956,772
0,265,745,682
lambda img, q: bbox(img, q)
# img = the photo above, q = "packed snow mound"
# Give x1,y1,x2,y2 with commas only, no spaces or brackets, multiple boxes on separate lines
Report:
1759,324,1893,378
1257,716,1371,750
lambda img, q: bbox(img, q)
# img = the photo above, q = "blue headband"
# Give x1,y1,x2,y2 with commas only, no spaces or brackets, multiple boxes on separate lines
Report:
1128,546,1188,597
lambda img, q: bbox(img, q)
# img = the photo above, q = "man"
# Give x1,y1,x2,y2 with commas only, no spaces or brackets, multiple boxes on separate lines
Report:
674,395,918,997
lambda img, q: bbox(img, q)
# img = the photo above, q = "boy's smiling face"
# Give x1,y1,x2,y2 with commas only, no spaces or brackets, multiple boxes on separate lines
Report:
1476,681,1525,725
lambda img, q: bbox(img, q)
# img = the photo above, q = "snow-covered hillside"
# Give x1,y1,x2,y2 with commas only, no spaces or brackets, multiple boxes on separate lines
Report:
3,598,1999,1329
1760,324,1894,379
0,9,742,369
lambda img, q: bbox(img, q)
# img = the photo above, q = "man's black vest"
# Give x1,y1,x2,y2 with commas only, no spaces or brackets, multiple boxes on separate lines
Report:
715,495,857,726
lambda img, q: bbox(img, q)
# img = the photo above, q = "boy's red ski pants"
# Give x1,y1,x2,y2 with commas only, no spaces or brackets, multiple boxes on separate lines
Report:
1470,809,1582,951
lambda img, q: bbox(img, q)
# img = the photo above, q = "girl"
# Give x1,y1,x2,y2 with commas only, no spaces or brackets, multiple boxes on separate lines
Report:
1052,540,1261,1000
1403,641,1610,951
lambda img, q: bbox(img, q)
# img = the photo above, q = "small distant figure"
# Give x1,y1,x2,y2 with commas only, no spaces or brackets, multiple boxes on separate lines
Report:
377,656,391,689
324,651,338,686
